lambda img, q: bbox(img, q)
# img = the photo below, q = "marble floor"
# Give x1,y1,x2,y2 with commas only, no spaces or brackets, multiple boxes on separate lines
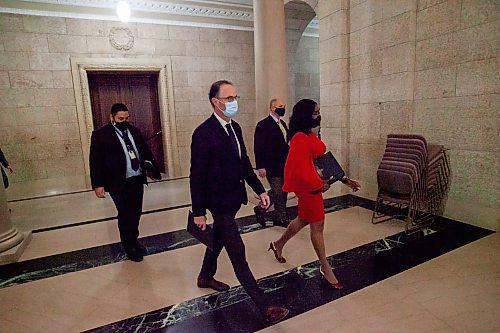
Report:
0,178,498,333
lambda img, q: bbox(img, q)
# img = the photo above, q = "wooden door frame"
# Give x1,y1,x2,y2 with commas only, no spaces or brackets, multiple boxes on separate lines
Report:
70,57,180,178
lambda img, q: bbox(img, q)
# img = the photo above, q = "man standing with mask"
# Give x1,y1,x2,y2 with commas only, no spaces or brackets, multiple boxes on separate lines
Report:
89,103,153,262
190,80,289,324
253,98,290,227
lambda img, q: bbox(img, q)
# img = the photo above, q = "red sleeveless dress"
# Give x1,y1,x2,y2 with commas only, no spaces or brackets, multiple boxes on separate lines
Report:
282,132,326,223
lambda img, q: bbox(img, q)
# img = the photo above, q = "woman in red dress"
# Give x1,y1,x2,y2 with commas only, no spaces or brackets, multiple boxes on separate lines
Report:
268,99,359,289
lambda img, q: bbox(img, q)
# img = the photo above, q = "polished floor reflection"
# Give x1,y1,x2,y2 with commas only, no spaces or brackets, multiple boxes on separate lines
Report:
0,179,497,333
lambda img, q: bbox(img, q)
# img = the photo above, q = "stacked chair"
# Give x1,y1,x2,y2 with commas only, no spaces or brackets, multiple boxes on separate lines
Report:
372,134,452,234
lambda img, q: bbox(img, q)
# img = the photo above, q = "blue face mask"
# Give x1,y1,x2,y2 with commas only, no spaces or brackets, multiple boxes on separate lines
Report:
222,100,238,118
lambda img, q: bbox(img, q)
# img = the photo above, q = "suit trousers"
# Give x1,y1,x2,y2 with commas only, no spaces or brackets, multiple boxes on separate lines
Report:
109,176,144,247
265,176,288,222
199,211,268,311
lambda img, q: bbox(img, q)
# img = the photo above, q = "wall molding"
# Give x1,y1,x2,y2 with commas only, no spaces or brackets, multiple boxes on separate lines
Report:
25,0,253,20
0,0,318,33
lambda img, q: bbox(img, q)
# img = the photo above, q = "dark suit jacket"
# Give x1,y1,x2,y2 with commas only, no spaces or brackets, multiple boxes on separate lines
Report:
190,114,265,216
254,115,289,177
89,123,153,191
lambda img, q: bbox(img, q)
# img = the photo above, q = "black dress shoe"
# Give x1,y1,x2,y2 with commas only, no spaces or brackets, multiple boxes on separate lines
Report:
254,206,267,227
135,241,147,255
264,305,289,324
124,246,143,262
197,277,230,292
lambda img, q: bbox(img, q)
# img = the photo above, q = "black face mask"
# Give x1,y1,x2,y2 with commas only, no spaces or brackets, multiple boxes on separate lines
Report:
114,121,129,131
311,115,321,128
275,107,285,117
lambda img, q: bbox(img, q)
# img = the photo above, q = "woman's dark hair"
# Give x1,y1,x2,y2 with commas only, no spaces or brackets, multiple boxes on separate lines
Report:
289,99,317,137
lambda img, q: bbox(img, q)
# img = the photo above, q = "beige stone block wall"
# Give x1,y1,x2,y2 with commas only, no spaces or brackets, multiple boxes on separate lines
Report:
317,0,350,172
413,0,498,230
0,13,257,182
293,36,320,104
329,0,499,229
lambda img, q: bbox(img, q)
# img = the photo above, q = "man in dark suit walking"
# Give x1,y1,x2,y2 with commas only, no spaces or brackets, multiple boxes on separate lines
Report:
254,98,290,227
190,80,289,324
89,103,153,262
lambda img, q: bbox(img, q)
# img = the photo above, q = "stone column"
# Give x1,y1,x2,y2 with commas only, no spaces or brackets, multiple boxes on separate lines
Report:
253,0,288,117
0,185,31,265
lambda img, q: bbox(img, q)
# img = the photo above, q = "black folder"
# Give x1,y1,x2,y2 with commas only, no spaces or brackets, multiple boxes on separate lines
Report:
187,210,214,251
313,151,345,185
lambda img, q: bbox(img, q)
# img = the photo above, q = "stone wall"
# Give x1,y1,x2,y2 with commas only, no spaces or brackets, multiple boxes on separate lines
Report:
285,0,318,108
293,35,320,104
317,0,498,230
1,1,497,229
0,13,256,181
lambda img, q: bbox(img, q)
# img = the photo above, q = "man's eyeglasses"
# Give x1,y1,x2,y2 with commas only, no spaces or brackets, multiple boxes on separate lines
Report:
217,96,240,103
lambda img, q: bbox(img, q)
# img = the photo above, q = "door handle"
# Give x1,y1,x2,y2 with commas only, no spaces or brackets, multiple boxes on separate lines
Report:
146,130,162,142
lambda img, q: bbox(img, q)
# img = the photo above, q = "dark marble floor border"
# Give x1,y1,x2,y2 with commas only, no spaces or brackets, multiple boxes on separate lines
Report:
0,195,353,289
8,176,190,203
86,215,494,333
33,203,193,233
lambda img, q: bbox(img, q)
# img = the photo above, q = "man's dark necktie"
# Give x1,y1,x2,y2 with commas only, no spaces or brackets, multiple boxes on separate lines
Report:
121,129,140,171
225,123,239,157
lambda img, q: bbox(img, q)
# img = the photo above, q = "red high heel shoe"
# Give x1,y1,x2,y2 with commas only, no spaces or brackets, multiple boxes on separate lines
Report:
268,242,286,263
319,266,344,289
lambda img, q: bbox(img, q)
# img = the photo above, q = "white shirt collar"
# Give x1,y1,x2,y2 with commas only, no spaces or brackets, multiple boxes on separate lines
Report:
213,111,231,127
270,113,280,123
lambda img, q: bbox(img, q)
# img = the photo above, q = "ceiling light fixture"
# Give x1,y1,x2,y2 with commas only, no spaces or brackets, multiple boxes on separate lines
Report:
116,1,131,23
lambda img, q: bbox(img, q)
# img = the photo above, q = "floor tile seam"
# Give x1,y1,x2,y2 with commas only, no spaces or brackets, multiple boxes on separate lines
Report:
8,303,84,327
347,309,434,331
40,278,135,307
1,315,46,333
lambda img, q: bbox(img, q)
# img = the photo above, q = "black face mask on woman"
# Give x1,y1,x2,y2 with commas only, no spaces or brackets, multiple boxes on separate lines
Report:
311,115,321,128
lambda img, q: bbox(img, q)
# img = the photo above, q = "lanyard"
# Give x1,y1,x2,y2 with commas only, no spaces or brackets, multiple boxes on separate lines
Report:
114,127,135,153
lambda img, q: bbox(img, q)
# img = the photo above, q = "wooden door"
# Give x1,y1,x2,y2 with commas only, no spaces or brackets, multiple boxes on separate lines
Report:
88,72,165,173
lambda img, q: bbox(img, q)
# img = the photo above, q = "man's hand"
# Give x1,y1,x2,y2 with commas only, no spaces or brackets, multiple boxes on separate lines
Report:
7,166,13,174
257,168,266,178
94,187,106,198
258,192,271,209
194,215,207,231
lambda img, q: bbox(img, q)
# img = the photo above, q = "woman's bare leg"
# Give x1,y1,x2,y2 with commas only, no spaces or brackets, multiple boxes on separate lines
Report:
309,221,339,284
273,217,308,257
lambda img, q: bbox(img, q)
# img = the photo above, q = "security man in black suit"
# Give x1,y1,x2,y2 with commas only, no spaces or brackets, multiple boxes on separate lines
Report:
89,103,153,262
190,80,289,324
254,98,290,227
